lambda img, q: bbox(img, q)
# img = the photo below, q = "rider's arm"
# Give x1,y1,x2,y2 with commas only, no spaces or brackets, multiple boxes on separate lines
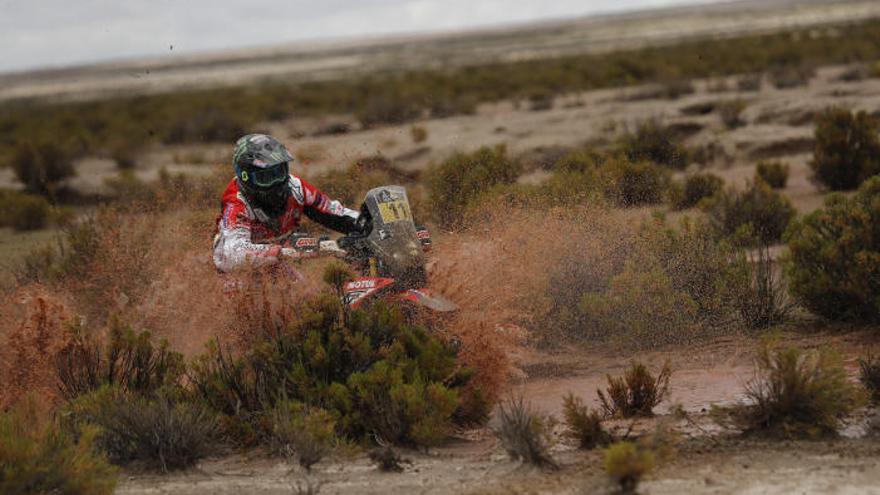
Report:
299,177,362,234
213,204,282,272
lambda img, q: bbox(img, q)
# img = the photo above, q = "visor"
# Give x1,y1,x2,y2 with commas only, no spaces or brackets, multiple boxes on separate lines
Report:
244,162,289,188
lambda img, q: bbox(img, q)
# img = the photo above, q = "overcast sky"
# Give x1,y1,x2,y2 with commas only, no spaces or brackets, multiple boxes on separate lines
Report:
0,0,724,73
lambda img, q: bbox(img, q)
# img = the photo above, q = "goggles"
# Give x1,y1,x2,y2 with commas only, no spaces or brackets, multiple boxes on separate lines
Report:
242,162,289,188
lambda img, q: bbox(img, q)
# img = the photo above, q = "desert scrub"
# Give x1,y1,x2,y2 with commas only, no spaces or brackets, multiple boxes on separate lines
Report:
9,140,77,197
604,441,655,494
55,317,185,400
718,99,748,129
268,400,337,471
755,161,790,189
1,399,118,495
427,145,521,228
600,157,669,207
617,120,689,170
562,393,611,449
703,179,796,245
733,244,791,330
578,260,699,347
735,343,864,438
0,189,52,231
597,362,671,418
810,108,880,191
64,387,218,471
191,289,470,448
668,172,723,210
495,396,558,469
784,177,880,322
409,125,428,143
859,354,880,404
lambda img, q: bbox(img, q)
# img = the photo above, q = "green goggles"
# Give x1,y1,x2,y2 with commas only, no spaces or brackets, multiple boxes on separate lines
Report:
241,162,289,188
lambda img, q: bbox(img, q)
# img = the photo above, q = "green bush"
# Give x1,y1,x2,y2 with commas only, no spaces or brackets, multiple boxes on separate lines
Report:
427,145,521,228
784,177,880,322
704,179,796,245
0,190,52,231
0,399,117,495
562,393,611,449
737,343,863,438
755,161,790,189
601,157,669,207
64,387,218,472
597,362,671,418
669,172,723,210
604,441,655,494
618,120,689,170
191,290,470,448
9,141,76,197
268,400,336,471
810,108,880,190
494,396,557,469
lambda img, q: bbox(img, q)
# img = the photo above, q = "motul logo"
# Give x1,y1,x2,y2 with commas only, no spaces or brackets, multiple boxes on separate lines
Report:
347,280,377,290
295,237,318,247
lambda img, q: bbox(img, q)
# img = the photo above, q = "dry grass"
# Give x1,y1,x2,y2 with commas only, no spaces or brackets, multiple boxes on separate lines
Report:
494,396,558,469
597,362,671,418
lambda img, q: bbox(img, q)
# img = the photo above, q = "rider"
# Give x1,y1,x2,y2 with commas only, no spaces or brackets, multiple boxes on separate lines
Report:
213,133,363,272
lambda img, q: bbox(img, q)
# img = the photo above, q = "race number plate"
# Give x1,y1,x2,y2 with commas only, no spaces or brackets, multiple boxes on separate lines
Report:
377,199,413,223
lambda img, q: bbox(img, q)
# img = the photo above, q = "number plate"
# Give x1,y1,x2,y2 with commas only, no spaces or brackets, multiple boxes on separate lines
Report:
377,200,413,223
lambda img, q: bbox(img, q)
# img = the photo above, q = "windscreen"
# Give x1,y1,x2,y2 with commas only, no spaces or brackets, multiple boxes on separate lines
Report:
362,186,426,282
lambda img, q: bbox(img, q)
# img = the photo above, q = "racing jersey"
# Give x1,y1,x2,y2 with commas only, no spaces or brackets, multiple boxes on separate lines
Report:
213,175,360,272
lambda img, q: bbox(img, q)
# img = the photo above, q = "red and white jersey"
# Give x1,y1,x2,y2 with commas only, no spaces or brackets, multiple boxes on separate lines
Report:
213,175,359,272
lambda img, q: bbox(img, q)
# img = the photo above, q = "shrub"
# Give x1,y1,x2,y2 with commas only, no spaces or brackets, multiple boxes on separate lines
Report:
65,388,218,471
358,93,421,128
191,289,470,448
734,244,790,330
618,120,689,170
578,261,698,347
562,393,611,449
494,396,558,469
0,399,117,495
755,161,789,189
427,145,521,228
601,157,669,207
9,141,76,197
810,108,880,191
736,73,762,92
703,179,796,245
597,362,671,418
768,66,815,89
409,126,428,143
0,190,52,231
55,317,185,400
784,177,880,322
268,400,336,471
368,445,408,472
527,92,554,111
604,441,655,494
859,354,880,404
669,172,723,210
737,343,863,438
718,99,747,129
640,218,744,326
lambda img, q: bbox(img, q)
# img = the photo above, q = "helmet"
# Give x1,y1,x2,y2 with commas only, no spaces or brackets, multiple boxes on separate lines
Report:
232,134,294,216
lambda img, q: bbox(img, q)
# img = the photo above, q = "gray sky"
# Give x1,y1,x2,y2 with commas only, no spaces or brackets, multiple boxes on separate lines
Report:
0,0,722,73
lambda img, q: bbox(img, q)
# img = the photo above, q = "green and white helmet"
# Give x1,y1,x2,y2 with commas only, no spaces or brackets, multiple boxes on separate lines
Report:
232,134,294,214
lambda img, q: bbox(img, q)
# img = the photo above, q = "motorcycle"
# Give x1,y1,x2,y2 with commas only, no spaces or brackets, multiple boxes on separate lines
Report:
281,185,458,313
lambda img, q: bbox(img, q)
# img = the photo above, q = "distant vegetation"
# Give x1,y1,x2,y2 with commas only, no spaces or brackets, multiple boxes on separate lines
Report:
5,17,880,181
